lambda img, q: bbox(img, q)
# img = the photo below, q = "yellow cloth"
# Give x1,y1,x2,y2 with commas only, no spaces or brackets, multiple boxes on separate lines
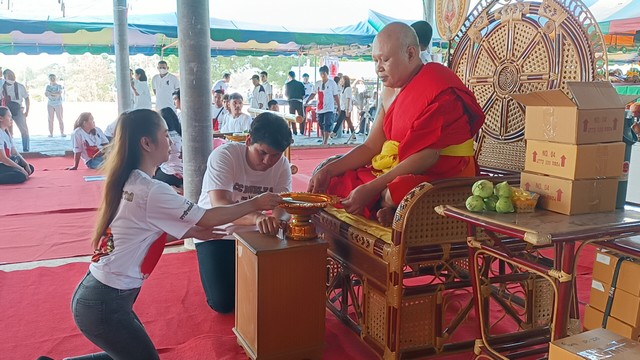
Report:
324,206,393,244
371,140,399,174
439,138,475,157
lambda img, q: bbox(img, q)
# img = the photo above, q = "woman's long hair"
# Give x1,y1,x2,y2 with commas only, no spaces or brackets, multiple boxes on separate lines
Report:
160,107,181,136
134,68,147,82
92,109,164,248
73,112,93,130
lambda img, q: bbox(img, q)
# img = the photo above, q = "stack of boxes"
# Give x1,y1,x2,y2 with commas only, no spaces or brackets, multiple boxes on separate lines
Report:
511,82,627,215
583,249,640,341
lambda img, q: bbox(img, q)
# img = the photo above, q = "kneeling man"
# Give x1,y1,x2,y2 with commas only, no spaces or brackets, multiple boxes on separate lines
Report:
308,22,485,226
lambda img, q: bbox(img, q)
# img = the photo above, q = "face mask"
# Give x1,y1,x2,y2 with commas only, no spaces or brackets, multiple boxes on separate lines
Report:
158,69,168,75
5,80,14,85
420,50,431,63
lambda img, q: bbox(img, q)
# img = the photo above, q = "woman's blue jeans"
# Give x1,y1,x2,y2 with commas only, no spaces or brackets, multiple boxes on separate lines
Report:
67,272,159,360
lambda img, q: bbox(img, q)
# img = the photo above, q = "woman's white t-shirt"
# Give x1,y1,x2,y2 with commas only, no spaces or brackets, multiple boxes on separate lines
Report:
340,87,353,112
159,130,183,176
71,127,109,164
90,170,205,289
219,113,252,133
196,142,291,239
0,129,15,157
133,79,152,110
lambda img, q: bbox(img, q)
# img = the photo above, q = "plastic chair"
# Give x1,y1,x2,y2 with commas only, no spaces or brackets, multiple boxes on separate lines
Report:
305,106,320,137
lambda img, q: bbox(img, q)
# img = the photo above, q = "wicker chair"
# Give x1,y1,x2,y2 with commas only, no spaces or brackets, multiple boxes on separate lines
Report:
315,1,607,358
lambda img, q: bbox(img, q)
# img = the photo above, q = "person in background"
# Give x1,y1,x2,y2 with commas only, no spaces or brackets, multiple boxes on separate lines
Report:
0,106,34,184
331,75,356,143
302,73,313,101
630,102,640,136
68,112,109,170
260,71,273,101
45,73,65,137
267,99,279,112
154,107,183,189
304,65,340,145
219,93,252,133
2,69,30,152
211,72,231,95
132,68,152,110
211,89,227,131
284,71,305,135
151,60,180,111
64,109,282,360
411,20,433,64
172,89,181,121
195,112,292,313
250,75,267,111
222,93,231,113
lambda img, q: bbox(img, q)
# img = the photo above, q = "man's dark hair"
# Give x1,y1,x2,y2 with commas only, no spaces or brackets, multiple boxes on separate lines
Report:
410,21,433,49
172,89,180,99
260,71,268,77
249,112,293,152
319,65,329,74
223,72,231,79
158,60,168,66
214,89,224,95
288,71,296,78
267,99,278,108
302,73,309,78
229,92,243,101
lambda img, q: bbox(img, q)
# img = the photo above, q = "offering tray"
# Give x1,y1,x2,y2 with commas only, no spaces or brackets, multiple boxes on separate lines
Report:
278,192,336,240
225,133,248,142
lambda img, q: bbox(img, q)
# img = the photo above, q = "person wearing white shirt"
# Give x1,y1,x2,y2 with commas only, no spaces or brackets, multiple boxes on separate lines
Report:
331,75,356,142
211,72,231,96
250,75,268,110
68,112,109,170
219,93,252,133
132,68,153,110
67,109,282,359
211,89,228,131
302,73,314,101
44,73,65,137
195,112,292,313
151,60,180,111
304,65,340,144
260,71,273,101
411,20,433,64
154,108,183,188
0,106,34,184
2,69,30,152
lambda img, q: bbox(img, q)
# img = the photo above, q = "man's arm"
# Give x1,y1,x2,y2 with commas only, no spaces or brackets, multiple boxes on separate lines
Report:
208,190,284,235
23,96,30,118
333,94,340,113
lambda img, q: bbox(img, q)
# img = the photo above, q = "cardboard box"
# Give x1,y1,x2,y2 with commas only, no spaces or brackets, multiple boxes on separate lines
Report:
610,289,640,328
524,140,625,180
589,279,610,312
511,82,627,144
549,328,640,359
520,172,618,215
592,249,640,297
584,306,640,341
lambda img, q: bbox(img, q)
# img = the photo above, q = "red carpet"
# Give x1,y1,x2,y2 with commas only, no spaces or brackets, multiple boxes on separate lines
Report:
0,251,379,360
0,148,350,264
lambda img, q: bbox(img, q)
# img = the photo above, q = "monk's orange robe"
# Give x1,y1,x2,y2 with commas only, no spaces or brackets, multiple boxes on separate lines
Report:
326,63,485,219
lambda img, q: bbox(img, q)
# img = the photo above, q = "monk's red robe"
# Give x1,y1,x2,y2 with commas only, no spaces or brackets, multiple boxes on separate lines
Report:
326,62,485,219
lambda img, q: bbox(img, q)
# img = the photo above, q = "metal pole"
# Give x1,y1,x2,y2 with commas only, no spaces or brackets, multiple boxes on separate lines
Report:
423,0,435,53
177,0,212,203
113,0,132,114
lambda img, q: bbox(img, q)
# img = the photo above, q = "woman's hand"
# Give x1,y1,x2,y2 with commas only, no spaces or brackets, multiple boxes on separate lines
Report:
187,226,227,240
22,163,33,176
255,214,285,236
307,166,332,193
250,192,284,211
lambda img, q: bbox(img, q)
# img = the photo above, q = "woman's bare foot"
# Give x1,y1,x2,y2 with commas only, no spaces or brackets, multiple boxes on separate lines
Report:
376,207,396,227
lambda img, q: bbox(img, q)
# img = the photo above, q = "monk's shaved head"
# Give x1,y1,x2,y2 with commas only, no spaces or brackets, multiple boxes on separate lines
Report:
372,22,422,88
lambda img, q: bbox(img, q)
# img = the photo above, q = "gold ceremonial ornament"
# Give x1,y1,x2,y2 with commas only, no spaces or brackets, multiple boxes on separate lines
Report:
278,192,336,240
224,133,248,142
436,0,470,41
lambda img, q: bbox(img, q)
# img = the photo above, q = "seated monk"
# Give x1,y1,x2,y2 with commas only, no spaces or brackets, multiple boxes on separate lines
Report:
308,22,485,226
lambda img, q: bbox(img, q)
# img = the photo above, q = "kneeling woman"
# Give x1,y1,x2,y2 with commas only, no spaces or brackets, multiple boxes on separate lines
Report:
66,109,282,360
0,106,34,184
68,112,109,170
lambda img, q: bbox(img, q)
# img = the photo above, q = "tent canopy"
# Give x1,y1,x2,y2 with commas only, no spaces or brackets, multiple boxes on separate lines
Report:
0,12,378,57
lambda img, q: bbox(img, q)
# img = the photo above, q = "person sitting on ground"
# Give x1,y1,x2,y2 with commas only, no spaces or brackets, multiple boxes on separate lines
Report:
154,107,183,189
0,106,34,184
68,112,109,170
195,112,293,313
219,92,252,133
308,22,485,226
267,99,279,112
64,109,282,360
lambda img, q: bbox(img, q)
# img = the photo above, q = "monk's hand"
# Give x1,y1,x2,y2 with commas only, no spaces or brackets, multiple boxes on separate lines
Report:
307,166,331,193
256,214,281,236
342,183,378,215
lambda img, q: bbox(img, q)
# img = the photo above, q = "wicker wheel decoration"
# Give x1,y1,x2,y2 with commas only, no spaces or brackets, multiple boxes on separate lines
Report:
449,0,607,172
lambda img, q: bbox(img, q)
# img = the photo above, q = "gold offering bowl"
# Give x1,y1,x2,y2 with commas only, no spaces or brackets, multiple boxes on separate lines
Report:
278,192,336,240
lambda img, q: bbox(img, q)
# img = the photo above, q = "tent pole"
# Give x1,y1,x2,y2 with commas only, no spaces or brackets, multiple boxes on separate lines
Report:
177,0,212,206
113,0,132,114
